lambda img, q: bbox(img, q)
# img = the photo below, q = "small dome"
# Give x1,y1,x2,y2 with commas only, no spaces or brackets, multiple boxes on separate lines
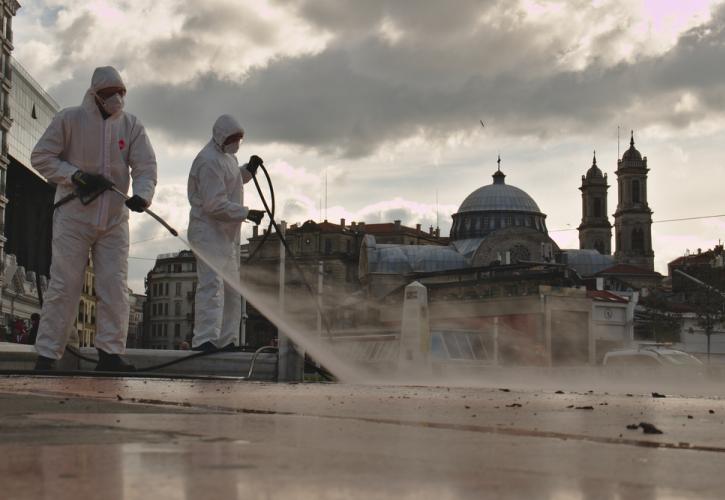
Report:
622,131,642,162
585,151,604,180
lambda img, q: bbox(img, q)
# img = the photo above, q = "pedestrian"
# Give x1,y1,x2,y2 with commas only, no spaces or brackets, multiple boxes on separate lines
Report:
13,319,27,344
187,114,264,351
27,313,40,345
31,66,157,371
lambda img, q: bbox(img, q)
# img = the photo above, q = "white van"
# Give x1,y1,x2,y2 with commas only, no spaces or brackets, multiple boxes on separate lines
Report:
603,344,703,367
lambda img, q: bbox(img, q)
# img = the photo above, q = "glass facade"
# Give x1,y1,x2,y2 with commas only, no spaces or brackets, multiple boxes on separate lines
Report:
7,58,60,173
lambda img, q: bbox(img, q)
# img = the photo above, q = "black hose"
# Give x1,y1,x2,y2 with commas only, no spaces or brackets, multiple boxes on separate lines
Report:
64,345,272,374
245,164,275,262
249,163,334,337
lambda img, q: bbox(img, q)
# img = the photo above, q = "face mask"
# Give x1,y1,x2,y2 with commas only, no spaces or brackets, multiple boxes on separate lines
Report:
97,92,124,115
223,141,240,154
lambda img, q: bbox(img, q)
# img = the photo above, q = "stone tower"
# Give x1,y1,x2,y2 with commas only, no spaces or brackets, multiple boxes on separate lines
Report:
578,151,611,254
613,131,654,270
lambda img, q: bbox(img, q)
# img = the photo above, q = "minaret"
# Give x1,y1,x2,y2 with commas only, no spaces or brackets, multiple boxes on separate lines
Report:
613,131,654,270
578,151,611,254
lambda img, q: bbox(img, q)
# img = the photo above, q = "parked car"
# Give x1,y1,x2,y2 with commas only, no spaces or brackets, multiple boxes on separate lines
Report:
603,344,703,367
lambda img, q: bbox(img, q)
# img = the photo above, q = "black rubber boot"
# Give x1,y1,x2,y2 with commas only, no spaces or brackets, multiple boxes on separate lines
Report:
95,349,136,372
192,341,219,352
34,355,56,371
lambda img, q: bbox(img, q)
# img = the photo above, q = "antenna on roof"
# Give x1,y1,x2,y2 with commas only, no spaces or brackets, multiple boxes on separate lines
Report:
324,167,328,221
617,125,620,159
436,189,439,231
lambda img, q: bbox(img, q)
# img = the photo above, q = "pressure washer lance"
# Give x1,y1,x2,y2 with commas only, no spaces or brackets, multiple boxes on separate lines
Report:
53,179,178,237
109,186,178,236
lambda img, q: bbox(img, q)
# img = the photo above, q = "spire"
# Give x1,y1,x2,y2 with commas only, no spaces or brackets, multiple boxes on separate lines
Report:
630,130,634,148
492,154,506,184
593,150,597,166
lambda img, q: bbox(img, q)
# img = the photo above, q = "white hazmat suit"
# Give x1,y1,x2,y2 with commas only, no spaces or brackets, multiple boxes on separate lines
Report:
31,66,157,360
188,115,254,349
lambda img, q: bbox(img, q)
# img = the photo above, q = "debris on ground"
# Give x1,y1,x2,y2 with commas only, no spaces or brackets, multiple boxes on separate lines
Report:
506,403,522,408
575,406,594,410
499,388,510,392
639,422,664,434
554,390,565,394
709,410,715,414
651,392,666,398
626,422,664,434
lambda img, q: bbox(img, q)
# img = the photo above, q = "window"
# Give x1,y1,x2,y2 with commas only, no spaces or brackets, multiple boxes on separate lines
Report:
174,301,181,316
324,239,332,255
163,324,168,336
632,228,645,252
175,282,182,296
174,323,181,337
593,197,602,218
164,303,169,316
594,240,605,254
164,283,169,296
632,180,640,204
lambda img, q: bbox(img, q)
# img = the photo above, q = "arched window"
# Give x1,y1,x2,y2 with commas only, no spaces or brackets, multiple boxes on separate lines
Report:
593,197,602,218
632,228,645,251
632,180,641,204
594,240,605,254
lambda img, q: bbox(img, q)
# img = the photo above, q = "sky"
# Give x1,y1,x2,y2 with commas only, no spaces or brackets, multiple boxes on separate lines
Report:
12,0,725,293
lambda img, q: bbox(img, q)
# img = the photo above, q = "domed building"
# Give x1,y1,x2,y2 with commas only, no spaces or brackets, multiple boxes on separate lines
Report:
449,157,559,266
360,156,560,293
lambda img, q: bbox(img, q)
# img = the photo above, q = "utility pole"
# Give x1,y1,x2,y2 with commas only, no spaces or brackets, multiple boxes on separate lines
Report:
317,260,323,338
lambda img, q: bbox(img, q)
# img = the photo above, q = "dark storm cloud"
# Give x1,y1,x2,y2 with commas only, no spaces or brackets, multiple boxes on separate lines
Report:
46,2,725,157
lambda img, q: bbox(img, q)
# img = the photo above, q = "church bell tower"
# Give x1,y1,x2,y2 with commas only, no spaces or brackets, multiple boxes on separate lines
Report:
613,131,654,270
578,151,611,254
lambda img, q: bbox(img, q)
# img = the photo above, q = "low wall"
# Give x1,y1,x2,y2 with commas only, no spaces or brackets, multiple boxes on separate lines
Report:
0,342,277,380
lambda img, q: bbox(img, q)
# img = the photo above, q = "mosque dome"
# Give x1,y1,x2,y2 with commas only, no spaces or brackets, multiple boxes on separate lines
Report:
457,159,542,214
450,157,548,241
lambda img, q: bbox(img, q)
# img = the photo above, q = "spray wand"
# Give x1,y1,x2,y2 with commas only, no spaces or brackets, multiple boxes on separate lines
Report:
109,186,178,236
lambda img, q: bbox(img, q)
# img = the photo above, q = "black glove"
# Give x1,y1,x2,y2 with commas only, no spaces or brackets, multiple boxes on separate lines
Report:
247,209,265,225
246,155,264,177
71,170,113,193
125,195,148,212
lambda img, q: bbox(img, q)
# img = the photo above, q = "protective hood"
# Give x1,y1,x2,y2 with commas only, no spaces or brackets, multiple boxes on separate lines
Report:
212,114,244,150
91,66,126,93
82,66,126,110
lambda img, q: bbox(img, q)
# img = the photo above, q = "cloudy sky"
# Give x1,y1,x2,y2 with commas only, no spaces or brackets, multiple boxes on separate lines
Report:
13,0,725,292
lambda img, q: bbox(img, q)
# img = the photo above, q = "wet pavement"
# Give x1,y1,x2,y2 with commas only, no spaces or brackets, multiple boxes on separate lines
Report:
1,375,725,499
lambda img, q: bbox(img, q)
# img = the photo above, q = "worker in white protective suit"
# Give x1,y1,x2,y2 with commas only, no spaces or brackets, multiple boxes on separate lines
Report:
187,115,264,351
31,66,157,371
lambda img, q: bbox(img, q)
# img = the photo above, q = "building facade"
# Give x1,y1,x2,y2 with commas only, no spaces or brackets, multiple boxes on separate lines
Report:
613,132,654,271
144,250,197,349
127,292,146,348
578,152,612,255
0,1,20,288
76,259,96,347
